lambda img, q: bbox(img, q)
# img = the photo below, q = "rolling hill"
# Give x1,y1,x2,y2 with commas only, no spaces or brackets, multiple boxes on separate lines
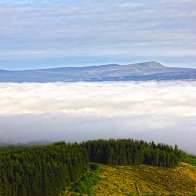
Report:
1,61,196,82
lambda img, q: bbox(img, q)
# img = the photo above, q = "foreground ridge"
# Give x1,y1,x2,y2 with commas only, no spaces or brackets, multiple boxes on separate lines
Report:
0,138,188,195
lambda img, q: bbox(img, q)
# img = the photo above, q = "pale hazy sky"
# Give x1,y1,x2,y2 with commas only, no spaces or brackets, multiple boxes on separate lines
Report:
0,0,196,70
0,81,196,154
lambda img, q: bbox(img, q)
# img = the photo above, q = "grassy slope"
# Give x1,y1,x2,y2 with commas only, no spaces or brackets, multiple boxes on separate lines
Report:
91,163,196,195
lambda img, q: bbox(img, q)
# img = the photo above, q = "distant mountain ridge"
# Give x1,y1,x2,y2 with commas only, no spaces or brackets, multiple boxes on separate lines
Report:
0,61,196,82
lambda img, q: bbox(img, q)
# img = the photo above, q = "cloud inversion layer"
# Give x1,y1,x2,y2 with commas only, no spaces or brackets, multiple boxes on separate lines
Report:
1,81,196,116
0,81,196,154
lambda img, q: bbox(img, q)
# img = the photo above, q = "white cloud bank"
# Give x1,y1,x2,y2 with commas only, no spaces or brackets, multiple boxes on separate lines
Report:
0,81,196,154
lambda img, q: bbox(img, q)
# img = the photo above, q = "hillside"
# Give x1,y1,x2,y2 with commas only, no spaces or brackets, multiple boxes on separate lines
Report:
73,163,196,195
1,61,196,82
91,163,196,195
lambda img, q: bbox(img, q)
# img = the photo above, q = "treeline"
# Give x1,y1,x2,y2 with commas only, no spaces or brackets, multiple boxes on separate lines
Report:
0,142,89,196
83,139,187,167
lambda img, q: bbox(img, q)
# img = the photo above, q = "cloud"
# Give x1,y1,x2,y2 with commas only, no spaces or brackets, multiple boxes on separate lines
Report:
0,81,196,116
0,81,196,154
0,0,196,69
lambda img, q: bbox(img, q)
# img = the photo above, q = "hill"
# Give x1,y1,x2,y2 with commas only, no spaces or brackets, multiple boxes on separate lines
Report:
1,61,196,82
0,139,194,195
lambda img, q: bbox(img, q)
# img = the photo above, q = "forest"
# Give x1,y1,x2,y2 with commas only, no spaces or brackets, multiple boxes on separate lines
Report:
0,139,187,196
0,142,89,196
84,139,187,167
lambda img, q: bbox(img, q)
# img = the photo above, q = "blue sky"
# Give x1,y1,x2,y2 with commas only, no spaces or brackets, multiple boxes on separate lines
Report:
0,0,196,70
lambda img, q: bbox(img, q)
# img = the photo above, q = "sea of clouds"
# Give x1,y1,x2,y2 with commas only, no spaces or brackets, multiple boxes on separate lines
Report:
0,81,196,154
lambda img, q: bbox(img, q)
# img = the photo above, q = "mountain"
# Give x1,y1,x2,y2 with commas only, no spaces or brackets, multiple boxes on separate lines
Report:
0,61,196,82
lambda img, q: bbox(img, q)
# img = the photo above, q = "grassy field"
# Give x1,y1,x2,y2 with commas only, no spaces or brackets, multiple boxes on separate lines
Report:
88,163,196,195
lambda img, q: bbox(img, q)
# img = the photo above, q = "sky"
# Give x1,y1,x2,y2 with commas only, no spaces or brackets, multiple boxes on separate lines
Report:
0,0,196,70
0,81,196,154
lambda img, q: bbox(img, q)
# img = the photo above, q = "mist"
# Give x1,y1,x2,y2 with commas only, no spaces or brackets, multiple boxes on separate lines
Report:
0,81,196,154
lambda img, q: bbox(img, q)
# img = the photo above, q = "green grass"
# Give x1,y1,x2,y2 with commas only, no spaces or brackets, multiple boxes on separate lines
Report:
75,163,101,195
